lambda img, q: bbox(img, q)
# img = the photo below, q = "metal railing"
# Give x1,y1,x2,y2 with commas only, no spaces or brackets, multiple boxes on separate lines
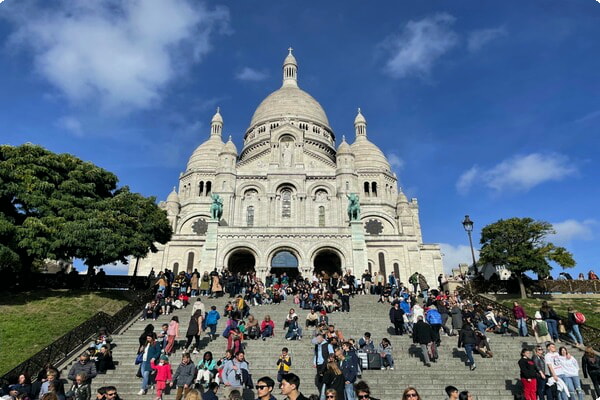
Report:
0,285,156,386
463,279,600,295
458,288,600,351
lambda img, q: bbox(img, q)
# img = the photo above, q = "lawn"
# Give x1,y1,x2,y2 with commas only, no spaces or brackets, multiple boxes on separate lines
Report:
498,296,600,330
0,289,130,376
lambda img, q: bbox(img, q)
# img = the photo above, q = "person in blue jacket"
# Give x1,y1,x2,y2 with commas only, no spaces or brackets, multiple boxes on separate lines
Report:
339,343,360,400
425,305,443,346
138,333,162,395
205,306,221,340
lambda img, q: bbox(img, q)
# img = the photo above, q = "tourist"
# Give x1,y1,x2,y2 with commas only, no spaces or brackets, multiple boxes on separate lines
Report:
425,305,442,346
202,384,219,400
285,316,303,340
67,372,91,400
358,332,375,352
444,385,459,400
338,344,359,400
322,358,344,400
38,371,59,400
558,347,584,400
200,272,211,296
306,310,319,328
340,279,351,312
196,351,217,387
171,353,196,400
450,301,463,337
192,297,205,316
205,305,221,340
256,377,277,400
312,334,334,391
221,351,249,397
94,345,115,374
138,333,162,395
280,373,309,400
582,346,600,398
377,338,394,370
245,314,260,340
458,391,473,400
402,387,421,400
532,346,547,400
277,347,292,383
353,381,379,400
544,343,568,400
8,373,32,399
458,323,477,371
184,310,202,354
260,315,275,340
150,355,173,400
324,388,339,400
566,307,584,346
518,348,542,400
512,302,528,337
412,315,435,367
389,302,405,335
362,270,372,295
215,350,233,385
157,324,169,350
532,312,551,344
284,308,299,329
68,354,97,386
417,273,429,298
589,270,599,280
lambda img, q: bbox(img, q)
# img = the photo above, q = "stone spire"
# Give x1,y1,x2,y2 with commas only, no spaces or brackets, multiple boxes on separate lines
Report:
282,47,298,87
354,107,367,138
211,107,223,137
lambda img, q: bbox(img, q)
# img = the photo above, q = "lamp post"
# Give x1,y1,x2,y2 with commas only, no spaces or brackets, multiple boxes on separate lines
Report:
462,215,477,268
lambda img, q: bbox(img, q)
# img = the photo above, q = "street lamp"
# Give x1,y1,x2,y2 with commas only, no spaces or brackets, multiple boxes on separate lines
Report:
462,215,477,268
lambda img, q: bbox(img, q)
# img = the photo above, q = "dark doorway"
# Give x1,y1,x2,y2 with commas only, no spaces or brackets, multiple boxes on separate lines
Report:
227,249,256,274
313,249,342,278
270,250,300,278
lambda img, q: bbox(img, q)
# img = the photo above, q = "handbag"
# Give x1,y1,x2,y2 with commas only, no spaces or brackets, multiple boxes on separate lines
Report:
135,352,144,365
558,321,567,334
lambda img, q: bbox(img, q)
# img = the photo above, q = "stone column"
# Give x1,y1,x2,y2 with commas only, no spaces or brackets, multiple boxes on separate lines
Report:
350,221,367,276
199,221,219,274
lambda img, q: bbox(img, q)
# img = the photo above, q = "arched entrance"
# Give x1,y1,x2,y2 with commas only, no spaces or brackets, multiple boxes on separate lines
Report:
313,249,343,278
270,250,300,278
227,249,256,274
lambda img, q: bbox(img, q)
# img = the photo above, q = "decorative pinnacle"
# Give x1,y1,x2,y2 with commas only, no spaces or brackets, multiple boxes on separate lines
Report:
288,47,293,55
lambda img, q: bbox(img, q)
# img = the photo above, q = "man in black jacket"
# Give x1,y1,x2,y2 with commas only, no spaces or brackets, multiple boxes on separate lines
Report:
458,324,477,371
412,316,434,367
389,303,405,335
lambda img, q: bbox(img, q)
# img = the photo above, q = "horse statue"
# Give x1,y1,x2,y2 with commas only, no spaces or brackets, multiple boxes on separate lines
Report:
346,193,360,221
210,193,223,221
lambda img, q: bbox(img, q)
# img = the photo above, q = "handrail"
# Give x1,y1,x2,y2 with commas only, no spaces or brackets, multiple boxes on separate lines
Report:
0,286,156,386
458,287,600,351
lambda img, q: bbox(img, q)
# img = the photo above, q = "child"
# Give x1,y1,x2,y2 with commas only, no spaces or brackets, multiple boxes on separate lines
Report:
151,355,173,400
157,324,169,351
171,353,196,400
165,316,179,355
276,347,292,383
205,306,221,340
69,372,91,400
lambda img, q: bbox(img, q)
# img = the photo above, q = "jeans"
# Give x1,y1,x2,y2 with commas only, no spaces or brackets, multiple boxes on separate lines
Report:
464,344,475,366
141,369,151,391
517,318,528,336
382,354,394,368
208,323,217,337
419,344,431,364
554,377,569,400
536,376,547,400
561,376,584,400
568,325,583,344
261,325,273,338
546,319,559,340
344,383,356,400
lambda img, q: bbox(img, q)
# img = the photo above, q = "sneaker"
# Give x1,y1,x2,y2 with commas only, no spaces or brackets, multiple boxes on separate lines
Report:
380,367,385,370
193,349,199,354
390,367,394,370
470,364,477,371
425,363,431,367
138,390,146,395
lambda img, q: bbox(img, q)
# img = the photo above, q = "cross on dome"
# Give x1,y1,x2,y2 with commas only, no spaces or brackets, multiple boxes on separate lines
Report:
283,47,298,87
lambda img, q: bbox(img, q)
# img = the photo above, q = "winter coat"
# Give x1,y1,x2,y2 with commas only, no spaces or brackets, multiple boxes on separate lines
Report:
425,309,442,325
205,310,220,326
199,274,211,291
513,306,527,319
150,361,173,382
389,307,404,322
322,371,344,400
68,361,97,383
341,350,359,383
173,362,196,387
69,383,91,400
458,326,477,347
450,306,463,330
418,274,429,290
260,320,275,334
582,355,600,378
412,320,434,344
141,342,162,372
190,273,199,290
186,316,200,336
400,300,411,315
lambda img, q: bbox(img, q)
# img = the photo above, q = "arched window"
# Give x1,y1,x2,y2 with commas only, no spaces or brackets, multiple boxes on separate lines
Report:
206,181,212,195
368,262,372,274
378,252,386,276
173,262,179,274
345,181,349,191
282,189,291,218
247,206,254,227
371,182,377,197
394,263,400,280
318,206,325,227
199,181,204,196
186,253,194,273
364,182,370,196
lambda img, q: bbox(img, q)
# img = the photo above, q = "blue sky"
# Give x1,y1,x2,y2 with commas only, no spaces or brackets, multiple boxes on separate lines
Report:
1,1,599,276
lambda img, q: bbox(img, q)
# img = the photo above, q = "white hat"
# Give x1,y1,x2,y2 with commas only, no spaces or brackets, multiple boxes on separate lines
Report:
535,311,542,319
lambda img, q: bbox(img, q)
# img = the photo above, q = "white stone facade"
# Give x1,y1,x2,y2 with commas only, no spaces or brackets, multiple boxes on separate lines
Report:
130,49,442,285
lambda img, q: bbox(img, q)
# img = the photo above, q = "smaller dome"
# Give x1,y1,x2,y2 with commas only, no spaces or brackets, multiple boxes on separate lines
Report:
186,136,225,171
167,187,179,203
336,136,353,156
396,191,408,204
212,107,223,124
350,137,391,172
284,47,297,66
354,108,366,125
222,136,238,155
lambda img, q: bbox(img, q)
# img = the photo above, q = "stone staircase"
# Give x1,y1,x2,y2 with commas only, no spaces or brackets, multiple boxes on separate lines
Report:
73,295,593,400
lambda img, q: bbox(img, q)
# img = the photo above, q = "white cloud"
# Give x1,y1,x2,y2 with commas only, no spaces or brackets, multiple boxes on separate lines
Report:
56,116,83,136
387,152,405,171
382,13,459,79
235,67,268,82
8,0,229,112
467,27,506,52
440,243,479,274
457,153,577,194
550,219,595,244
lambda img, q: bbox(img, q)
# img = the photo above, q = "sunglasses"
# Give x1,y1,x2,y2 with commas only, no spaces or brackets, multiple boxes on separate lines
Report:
326,396,336,398
405,394,418,398
256,386,270,390
106,393,117,397
358,395,370,399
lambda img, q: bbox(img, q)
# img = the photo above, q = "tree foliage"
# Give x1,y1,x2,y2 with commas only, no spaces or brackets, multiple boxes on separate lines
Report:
0,144,172,271
479,217,575,278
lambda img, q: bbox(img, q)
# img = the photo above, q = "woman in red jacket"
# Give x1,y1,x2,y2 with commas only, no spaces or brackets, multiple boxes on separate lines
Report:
260,315,275,341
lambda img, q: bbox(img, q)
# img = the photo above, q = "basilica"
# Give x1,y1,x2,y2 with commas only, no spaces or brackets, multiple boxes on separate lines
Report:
130,49,442,285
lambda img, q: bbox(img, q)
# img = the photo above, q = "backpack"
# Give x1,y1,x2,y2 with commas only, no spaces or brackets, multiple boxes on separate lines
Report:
536,320,549,336
409,274,418,285
574,312,586,324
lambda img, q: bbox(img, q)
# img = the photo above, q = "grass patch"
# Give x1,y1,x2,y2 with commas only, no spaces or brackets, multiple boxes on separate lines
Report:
0,289,130,376
498,297,600,330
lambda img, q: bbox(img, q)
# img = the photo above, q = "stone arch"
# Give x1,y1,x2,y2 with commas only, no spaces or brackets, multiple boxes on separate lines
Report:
266,245,304,266
307,182,335,198
220,242,263,268
224,247,257,274
311,246,345,278
236,182,266,197
178,214,211,234
361,212,398,234
266,245,303,278
274,181,299,194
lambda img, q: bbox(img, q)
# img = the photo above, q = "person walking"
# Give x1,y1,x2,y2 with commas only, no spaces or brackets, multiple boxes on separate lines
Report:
389,303,405,336
138,333,162,395
412,316,435,367
513,302,528,337
171,353,196,400
540,301,560,342
566,308,584,346
312,334,334,392
458,324,477,371
184,311,202,354
582,346,600,399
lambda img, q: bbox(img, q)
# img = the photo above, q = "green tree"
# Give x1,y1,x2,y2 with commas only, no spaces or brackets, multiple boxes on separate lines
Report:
479,217,575,298
0,144,172,275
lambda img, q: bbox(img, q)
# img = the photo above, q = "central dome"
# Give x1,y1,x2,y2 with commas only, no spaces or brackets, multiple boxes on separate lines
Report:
248,48,330,131
250,86,330,128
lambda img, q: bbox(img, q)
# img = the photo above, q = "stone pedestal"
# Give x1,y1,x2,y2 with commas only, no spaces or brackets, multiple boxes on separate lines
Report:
200,220,219,273
350,221,368,274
